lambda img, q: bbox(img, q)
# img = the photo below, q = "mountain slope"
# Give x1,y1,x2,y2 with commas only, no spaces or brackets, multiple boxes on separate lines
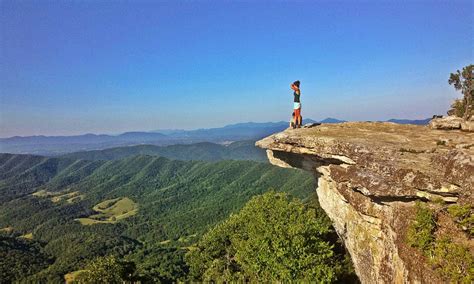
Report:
0,153,316,282
60,140,267,162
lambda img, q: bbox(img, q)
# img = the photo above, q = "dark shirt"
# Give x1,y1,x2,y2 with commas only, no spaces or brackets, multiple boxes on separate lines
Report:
293,91,300,103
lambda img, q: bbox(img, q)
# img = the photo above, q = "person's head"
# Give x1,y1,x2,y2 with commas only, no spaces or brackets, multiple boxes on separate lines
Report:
291,80,300,91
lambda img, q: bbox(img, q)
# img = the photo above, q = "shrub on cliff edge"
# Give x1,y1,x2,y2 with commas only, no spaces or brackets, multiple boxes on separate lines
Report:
186,191,343,282
448,204,474,236
407,202,474,283
430,237,474,283
407,202,436,252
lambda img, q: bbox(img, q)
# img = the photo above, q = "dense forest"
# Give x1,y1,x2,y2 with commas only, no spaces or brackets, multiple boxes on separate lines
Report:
0,151,357,282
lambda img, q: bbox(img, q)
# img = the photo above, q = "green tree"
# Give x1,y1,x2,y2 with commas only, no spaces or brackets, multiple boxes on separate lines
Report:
186,191,342,282
75,255,136,283
448,64,473,120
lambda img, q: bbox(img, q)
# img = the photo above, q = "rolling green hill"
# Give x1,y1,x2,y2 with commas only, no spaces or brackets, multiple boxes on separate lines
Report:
0,153,316,282
60,140,267,162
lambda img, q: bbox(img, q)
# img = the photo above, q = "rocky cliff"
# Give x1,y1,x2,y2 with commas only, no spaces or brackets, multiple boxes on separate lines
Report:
256,122,473,283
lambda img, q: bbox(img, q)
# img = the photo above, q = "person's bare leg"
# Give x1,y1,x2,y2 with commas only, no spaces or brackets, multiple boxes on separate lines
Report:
295,108,301,127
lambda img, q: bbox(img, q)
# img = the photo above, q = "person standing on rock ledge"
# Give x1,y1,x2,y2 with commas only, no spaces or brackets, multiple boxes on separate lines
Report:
291,80,302,128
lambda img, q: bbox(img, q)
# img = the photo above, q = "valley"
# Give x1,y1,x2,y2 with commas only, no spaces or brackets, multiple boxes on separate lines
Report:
0,150,320,282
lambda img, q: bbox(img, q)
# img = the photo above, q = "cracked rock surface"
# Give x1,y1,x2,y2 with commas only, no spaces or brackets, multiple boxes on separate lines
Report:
256,122,473,284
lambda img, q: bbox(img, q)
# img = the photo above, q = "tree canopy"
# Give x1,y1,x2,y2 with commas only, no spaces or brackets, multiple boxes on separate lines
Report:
186,191,347,283
74,255,138,283
448,64,473,120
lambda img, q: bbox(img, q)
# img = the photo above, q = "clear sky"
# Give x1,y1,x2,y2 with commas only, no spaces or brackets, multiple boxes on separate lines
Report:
1,0,472,137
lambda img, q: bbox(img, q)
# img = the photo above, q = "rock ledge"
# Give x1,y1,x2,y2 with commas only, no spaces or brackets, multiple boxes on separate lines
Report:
256,122,473,283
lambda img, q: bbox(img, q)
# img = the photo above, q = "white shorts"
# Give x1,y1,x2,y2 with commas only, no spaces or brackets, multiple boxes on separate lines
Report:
293,102,301,110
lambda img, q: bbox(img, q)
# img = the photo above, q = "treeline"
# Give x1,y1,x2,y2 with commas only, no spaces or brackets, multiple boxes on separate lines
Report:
60,140,267,162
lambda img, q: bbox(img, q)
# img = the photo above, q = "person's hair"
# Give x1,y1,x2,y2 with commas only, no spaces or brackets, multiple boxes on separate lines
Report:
293,80,300,88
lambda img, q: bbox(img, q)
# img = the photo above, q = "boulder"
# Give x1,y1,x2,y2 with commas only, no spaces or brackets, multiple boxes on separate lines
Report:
429,116,463,130
302,122,321,128
461,120,474,132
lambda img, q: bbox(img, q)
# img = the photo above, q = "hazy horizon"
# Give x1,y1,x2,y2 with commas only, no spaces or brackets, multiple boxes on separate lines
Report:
1,1,472,137
0,117,434,139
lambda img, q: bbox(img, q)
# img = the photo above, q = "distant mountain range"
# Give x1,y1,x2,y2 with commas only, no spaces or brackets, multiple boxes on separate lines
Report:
0,118,429,155
386,118,431,125
0,132,170,156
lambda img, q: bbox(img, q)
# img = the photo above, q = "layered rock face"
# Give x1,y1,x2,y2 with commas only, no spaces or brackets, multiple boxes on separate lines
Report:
256,122,473,284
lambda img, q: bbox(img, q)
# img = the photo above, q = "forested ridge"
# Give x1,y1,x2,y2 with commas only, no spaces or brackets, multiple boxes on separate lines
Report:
0,152,345,282
59,140,267,162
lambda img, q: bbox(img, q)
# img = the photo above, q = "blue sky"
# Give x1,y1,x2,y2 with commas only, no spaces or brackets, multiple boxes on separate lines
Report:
1,0,472,137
